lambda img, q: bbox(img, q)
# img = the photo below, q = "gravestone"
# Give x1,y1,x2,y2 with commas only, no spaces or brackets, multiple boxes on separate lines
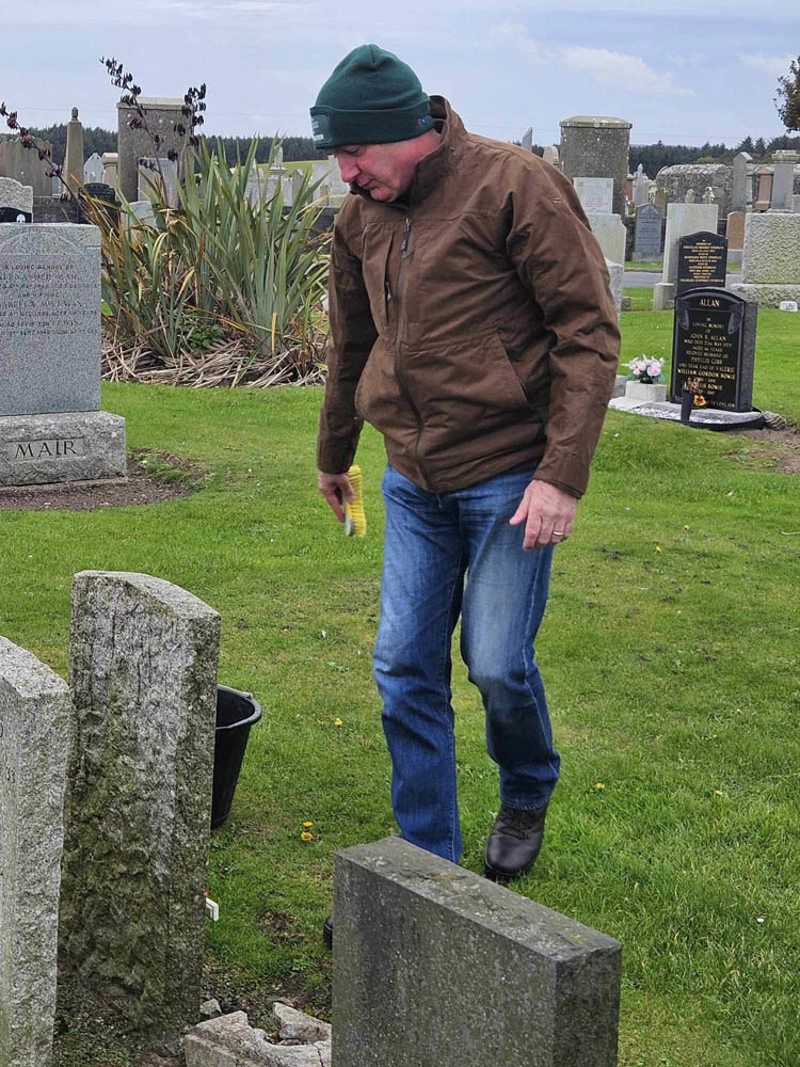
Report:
138,157,179,205
0,223,127,486
753,167,773,211
652,202,718,310
58,571,221,1043
117,98,185,203
633,164,649,207
101,151,119,189
731,151,752,212
0,177,32,222
542,145,560,168
0,637,70,1067
573,176,613,214
606,258,623,319
670,288,756,411
521,127,533,153
84,152,104,184
730,212,800,307
588,213,626,265
633,203,662,260
726,211,745,249
334,838,622,1067
559,115,632,216
0,138,52,197
63,107,84,199
771,162,795,212
676,231,728,295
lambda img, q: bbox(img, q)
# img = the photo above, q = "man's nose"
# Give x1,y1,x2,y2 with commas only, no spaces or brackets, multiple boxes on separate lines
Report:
336,156,359,183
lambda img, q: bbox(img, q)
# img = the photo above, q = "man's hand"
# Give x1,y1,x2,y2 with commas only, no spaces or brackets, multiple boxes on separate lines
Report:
509,479,579,550
318,470,354,523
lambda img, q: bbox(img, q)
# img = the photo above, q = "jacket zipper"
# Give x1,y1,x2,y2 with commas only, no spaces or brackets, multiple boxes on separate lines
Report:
393,216,433,488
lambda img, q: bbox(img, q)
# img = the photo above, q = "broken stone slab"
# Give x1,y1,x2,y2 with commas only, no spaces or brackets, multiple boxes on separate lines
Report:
334,837,622,1067
184,1011,331,1067
58,571,221,1044
272,1002,332,1045
0,636,71,1067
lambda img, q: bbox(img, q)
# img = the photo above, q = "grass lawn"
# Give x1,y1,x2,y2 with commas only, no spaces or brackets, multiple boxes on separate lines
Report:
4,308,798,1066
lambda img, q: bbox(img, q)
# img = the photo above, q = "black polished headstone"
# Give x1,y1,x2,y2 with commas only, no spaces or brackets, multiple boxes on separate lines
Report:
676,231,727,296
670,288,757,412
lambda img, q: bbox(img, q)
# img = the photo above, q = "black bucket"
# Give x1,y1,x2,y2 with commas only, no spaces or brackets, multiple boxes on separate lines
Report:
212,685,262,828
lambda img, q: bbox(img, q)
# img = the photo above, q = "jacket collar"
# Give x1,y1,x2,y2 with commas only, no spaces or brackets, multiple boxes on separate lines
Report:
350,96,465,210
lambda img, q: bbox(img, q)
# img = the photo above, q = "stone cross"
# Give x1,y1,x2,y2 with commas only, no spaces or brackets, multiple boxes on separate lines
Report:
0,636,70,1067
58,572,221,1043
334,838,622,1067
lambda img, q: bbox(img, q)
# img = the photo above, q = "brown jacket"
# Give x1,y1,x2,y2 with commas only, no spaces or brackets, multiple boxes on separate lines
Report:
317,97,620,497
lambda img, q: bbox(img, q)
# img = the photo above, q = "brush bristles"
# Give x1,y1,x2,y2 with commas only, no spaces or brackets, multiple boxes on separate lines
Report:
344,465,366,537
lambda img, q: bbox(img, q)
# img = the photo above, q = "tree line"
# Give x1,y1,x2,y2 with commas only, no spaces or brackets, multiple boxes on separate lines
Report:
5,124,800,173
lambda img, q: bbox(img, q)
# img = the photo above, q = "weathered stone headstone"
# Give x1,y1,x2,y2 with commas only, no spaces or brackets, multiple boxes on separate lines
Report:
731,151,753,212
0,177,32,222
0,636,70,1067
771,161,796,212
633,203,662,260
559,115,632,216
521,127,533,153
117,97,185,203
606,258,623,319
101,151,119,189
58,572,221,1042
542,145,560,168
573,176,614,214
676,231,728,295
138,157,179,204
670,288,756,411
726,211,746,250
753,166,773,212
730,212,800,307
83,152,104,184
652,202,718,310
63,107,84,199
588,213,626,265
0,138,52,197
633,164,649,207
0,223,127,486
334,838,622,1067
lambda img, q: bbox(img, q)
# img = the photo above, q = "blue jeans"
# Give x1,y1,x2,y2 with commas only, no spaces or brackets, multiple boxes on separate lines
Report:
374,464,560,864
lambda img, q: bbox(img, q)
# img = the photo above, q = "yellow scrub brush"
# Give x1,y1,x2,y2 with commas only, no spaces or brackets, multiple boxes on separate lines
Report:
343,465,366,537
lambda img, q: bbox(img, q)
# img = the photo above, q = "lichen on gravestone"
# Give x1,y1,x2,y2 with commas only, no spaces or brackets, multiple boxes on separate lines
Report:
58,571,220,1044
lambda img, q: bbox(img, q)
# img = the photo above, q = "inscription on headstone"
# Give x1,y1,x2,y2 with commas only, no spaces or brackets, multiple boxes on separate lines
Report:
573,176,614,215
676,231,728,296
670,288,756,411
633,203,662,260
0,224,101,416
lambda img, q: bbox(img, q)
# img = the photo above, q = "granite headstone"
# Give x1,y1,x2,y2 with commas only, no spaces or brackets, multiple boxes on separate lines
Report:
633,203,662,260
676,231,728,295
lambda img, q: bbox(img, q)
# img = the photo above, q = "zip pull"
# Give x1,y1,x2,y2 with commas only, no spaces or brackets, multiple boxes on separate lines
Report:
400,216,412,257
385,280,392,302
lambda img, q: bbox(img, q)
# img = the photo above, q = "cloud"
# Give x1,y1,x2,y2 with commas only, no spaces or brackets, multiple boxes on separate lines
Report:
561,46,691,95
489,25,690,96
740,53,794,77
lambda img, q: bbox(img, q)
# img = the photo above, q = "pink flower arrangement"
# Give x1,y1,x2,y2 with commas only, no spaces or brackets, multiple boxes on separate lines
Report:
626,356,663,384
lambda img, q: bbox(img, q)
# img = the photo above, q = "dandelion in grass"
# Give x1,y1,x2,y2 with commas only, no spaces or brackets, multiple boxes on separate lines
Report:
655,545,662,553
303,821,313,828
714,790,725,797
594,782,605,790
334,718,343,728
300,831,314,841
683,524,690,531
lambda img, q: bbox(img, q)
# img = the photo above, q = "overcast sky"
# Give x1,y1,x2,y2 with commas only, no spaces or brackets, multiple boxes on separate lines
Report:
1,0,797,149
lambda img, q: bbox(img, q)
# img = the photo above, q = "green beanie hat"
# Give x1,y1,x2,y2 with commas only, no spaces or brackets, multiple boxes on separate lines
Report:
311,44,434,150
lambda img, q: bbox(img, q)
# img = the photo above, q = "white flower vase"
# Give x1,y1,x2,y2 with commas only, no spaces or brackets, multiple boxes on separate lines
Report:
625,381,667,403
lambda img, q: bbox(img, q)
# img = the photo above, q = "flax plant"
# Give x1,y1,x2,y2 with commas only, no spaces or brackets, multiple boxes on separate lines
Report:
94,137,329,385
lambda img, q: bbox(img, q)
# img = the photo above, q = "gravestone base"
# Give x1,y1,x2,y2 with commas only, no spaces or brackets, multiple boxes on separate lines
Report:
728,283,800,308
609,397,765,430
653,282,675,310
0,411,126,487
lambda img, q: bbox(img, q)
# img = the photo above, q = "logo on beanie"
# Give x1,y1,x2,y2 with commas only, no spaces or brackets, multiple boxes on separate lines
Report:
311,114,331,144
417,115,433,130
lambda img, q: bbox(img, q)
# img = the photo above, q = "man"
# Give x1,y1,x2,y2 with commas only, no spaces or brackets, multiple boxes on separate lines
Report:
312,46,619,925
